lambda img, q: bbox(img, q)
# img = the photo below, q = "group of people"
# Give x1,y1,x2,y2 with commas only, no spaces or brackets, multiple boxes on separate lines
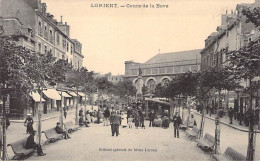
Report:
127,107,145,129
23,112,73,157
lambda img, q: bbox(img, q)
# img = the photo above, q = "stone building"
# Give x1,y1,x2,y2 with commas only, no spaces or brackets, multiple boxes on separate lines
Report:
0,0,84,67
124,49,201,94
200,1,260,113
0,0,85,118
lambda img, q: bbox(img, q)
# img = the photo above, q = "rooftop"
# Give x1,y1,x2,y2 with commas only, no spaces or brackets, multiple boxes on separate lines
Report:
144,49,201,64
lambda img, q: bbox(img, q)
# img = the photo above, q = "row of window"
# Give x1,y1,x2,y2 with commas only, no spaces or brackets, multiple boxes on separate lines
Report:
38,20,74,55
131,65,199,75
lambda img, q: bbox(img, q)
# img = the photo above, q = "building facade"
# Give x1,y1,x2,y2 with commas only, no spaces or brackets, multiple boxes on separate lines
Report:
124,49,201,94
0,0,85,118
200,1,260,113
0,0,84,67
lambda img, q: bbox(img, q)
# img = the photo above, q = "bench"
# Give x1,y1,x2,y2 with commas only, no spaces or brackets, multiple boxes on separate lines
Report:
185,126,199,140
42,128,63,143
196,133,215,151
7,138,35,160
64,121,80,133
211,147,246,161
179,120,188,130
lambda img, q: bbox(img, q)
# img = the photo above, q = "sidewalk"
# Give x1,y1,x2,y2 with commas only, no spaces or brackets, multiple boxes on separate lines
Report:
191,109,260,133
9,104,89,123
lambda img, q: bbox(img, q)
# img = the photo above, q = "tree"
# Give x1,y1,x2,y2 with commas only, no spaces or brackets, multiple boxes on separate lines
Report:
95,76,113,108
66,67,93,124
199,66,240,154
113,80,137,101
0,33,55,160
155,83,166,98
228,41,260,161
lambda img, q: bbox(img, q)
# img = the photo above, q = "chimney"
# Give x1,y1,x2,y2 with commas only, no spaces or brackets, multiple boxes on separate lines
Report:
231,10,233,14
60,16,63,23
226,10,228,14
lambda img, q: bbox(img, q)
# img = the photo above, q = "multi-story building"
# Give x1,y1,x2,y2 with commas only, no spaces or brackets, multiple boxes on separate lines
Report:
72,39,84,69
0,0,84,118
0,0,84,66
200,0,260,113
124,49,201,94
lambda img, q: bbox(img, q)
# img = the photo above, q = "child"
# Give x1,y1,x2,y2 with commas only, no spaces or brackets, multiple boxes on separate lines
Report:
128,115,133,128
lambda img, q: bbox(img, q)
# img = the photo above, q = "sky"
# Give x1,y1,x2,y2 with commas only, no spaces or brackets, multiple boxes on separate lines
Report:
42,0,254,75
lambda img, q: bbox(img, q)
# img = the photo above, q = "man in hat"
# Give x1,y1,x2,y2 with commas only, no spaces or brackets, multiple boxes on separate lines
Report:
172,112,182,138
55,122,70,139
110,111,121,136
24,113,34,134
24,130,46,156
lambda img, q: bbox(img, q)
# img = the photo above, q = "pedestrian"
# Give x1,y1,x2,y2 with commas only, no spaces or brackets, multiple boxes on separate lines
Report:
6,115,10,129
134,111,140,129
103,108,110,126
79,115,89,127
172,112,182,138
128,115,133,128
79,108,83,117
55,122,70,139
24,113,34,134
148,110,155,127
63,106,67,119
127,107,132,123
139,110,145,129
228,107,234,124
97,109,101,124
189,114,197,128
110,111,121,136
85,110,91,126
24,130,46,156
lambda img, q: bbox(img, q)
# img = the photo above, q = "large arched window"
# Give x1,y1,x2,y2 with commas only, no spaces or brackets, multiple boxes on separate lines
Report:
147,79,156,94
161,78,170,87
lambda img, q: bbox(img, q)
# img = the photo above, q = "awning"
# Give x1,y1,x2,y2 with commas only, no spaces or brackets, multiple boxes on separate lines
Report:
59,92,72,98
68,92,77,97
145,98,170,105
30,91,46,102
78,92,85,97
43,89,61,100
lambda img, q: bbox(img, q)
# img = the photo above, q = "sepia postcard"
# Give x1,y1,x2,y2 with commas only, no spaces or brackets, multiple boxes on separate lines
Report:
0,0,260,161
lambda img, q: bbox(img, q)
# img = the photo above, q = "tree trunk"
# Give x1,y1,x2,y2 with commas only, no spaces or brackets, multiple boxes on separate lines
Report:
38,88,43,145
75,88,79,125
60,91,64,130
84,94,87,122
214,89,221,154
246,78,256,161
199,101,205,139
186,97,191,128
2,89,7,161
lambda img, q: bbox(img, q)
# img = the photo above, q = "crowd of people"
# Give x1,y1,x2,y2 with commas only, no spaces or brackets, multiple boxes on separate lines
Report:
196,104,260,127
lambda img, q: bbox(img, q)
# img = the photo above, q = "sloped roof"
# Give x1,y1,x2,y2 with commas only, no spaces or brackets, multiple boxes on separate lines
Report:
144,49,201,64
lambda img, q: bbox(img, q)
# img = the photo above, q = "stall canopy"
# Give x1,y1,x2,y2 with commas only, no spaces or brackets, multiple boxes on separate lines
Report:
68,91,77,97
43,89,61,100
30,91,46,102
78,92,85,97
145,98,170,105
58,91,72,98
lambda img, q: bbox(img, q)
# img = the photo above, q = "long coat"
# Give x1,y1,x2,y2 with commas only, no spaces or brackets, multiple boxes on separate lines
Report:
110,114,121,125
